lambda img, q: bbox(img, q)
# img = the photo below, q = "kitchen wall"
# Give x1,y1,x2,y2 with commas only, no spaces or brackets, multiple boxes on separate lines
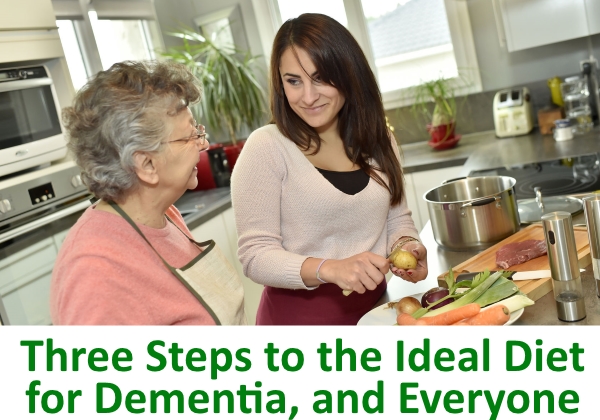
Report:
388,0,600,144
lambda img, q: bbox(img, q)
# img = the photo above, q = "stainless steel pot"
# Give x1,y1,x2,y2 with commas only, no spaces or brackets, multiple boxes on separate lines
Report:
424,176,520,250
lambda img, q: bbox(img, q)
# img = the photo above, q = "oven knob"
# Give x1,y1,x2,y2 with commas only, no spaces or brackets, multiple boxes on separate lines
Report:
19,70,28,79
0,199,11,214
71,174,83,188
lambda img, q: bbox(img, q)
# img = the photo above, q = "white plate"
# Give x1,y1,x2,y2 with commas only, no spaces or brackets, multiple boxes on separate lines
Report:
357,292,524,326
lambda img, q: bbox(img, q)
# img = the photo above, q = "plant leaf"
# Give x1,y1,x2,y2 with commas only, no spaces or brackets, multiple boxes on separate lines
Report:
158,24,267,143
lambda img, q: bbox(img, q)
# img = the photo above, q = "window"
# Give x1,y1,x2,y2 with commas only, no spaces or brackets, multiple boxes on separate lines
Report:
52,0,163,92
264,0,481,109
56,20,88,91
88,12,155,70
361,0,457,93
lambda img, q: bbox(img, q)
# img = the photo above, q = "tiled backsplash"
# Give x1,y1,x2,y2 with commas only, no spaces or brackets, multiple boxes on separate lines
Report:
385,77,579,145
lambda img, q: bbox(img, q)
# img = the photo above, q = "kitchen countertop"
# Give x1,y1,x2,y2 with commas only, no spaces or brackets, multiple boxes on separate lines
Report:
462,126,600,175
400,130,492,173
175,187,232,229
401,125,600,175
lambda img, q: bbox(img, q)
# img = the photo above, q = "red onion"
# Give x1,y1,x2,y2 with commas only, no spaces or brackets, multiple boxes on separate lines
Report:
421,287,454,310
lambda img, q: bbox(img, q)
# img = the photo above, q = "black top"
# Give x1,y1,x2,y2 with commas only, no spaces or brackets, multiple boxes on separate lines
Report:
316,167,370,195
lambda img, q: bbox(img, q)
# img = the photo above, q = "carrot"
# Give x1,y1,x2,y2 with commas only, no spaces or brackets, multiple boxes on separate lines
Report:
454,305,510,326
397,313,418,326
415,303,481,326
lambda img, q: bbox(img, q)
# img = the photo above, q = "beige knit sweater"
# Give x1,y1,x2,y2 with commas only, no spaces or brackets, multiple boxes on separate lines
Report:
231,124,420,290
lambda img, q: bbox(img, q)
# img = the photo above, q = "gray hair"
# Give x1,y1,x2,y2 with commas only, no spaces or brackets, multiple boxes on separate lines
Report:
62,60,201,201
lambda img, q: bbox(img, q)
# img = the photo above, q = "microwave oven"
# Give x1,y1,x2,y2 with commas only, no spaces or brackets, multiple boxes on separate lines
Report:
0,65,67,178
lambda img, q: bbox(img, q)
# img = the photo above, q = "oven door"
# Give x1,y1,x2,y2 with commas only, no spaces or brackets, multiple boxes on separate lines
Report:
0,78,62,150
0,197,91,325
0,72,67,177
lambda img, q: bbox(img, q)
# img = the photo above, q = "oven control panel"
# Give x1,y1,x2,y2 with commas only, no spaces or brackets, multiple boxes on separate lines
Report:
28,183,56,205
0,162,91,228
0,66,47,82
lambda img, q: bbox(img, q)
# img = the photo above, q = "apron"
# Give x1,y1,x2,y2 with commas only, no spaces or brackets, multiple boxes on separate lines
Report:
110,202,246,325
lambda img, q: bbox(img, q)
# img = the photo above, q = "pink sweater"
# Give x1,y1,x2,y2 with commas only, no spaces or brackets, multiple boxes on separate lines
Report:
50,204,216,325
231,124,419,299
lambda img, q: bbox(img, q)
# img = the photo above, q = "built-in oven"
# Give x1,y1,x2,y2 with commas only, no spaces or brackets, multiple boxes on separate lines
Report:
0,161,92,325
0,65,68,178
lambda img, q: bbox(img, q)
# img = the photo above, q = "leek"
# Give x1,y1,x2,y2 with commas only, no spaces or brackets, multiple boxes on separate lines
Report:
473,281,519,307
416,270,505,318
488,294,534,313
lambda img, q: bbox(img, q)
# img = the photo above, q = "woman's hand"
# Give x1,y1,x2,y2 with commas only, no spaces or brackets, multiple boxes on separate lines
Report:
318,252,390,294
390,241,428,283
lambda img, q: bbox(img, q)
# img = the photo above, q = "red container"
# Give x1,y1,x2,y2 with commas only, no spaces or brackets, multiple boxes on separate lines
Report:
194,149,217,190
426,123,460,151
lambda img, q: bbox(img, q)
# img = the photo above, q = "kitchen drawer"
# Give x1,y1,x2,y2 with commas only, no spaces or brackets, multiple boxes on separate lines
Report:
0,237,56,291
2,271,52,325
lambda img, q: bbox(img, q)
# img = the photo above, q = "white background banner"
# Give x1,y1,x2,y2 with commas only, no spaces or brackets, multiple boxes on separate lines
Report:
0,326,594,419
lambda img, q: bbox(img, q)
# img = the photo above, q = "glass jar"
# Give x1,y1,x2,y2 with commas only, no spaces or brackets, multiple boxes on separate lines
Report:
560,76,593,135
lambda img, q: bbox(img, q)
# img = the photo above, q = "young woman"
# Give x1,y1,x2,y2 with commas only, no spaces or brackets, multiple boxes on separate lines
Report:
231,13,427,325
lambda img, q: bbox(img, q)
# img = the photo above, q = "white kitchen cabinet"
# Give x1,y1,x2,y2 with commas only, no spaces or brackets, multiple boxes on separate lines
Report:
403,173,422,232
0,226,74,325
189,210,262,325
411,166,464,232
0,0,65,65
584,0,600,35
0,238,57,325
0,0,57,31
190,214,236,267
497,0,593,52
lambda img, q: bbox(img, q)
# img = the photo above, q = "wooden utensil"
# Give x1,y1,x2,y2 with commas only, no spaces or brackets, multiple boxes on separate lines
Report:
437,224,591,301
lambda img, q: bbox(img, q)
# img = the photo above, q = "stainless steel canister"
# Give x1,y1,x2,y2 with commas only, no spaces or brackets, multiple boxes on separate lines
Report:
541,211,586,322
582,194,600,297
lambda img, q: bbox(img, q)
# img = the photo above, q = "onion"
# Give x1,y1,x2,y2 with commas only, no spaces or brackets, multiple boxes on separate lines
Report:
421,287,453,310
396,296,422,315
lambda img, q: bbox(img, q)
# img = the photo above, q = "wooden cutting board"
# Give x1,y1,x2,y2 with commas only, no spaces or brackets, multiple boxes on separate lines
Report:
437,224,591,301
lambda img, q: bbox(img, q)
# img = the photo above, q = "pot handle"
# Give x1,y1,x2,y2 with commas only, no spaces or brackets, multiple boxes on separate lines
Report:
460,195,501,208
442,176,467,185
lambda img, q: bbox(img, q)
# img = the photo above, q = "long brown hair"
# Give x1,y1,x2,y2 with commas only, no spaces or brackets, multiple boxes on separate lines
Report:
270,13,403,205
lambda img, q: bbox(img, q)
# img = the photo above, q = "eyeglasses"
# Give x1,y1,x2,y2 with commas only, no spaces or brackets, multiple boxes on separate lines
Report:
163,124,209,148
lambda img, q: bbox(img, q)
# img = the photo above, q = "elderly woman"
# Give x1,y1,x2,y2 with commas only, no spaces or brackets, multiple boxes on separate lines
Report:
50,60,246,325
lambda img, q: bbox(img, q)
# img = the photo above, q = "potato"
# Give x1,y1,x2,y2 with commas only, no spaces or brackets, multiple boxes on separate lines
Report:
390,249,418,270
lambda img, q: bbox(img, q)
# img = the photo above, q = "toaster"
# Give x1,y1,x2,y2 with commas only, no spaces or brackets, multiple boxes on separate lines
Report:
194,144,231,191
493,87,534,138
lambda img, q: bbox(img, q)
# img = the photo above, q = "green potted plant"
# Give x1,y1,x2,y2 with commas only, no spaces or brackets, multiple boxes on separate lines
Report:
160,27,267,145
410,76,460,150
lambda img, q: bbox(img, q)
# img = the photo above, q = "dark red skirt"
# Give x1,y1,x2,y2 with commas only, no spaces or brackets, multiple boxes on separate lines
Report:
255,281,386,325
